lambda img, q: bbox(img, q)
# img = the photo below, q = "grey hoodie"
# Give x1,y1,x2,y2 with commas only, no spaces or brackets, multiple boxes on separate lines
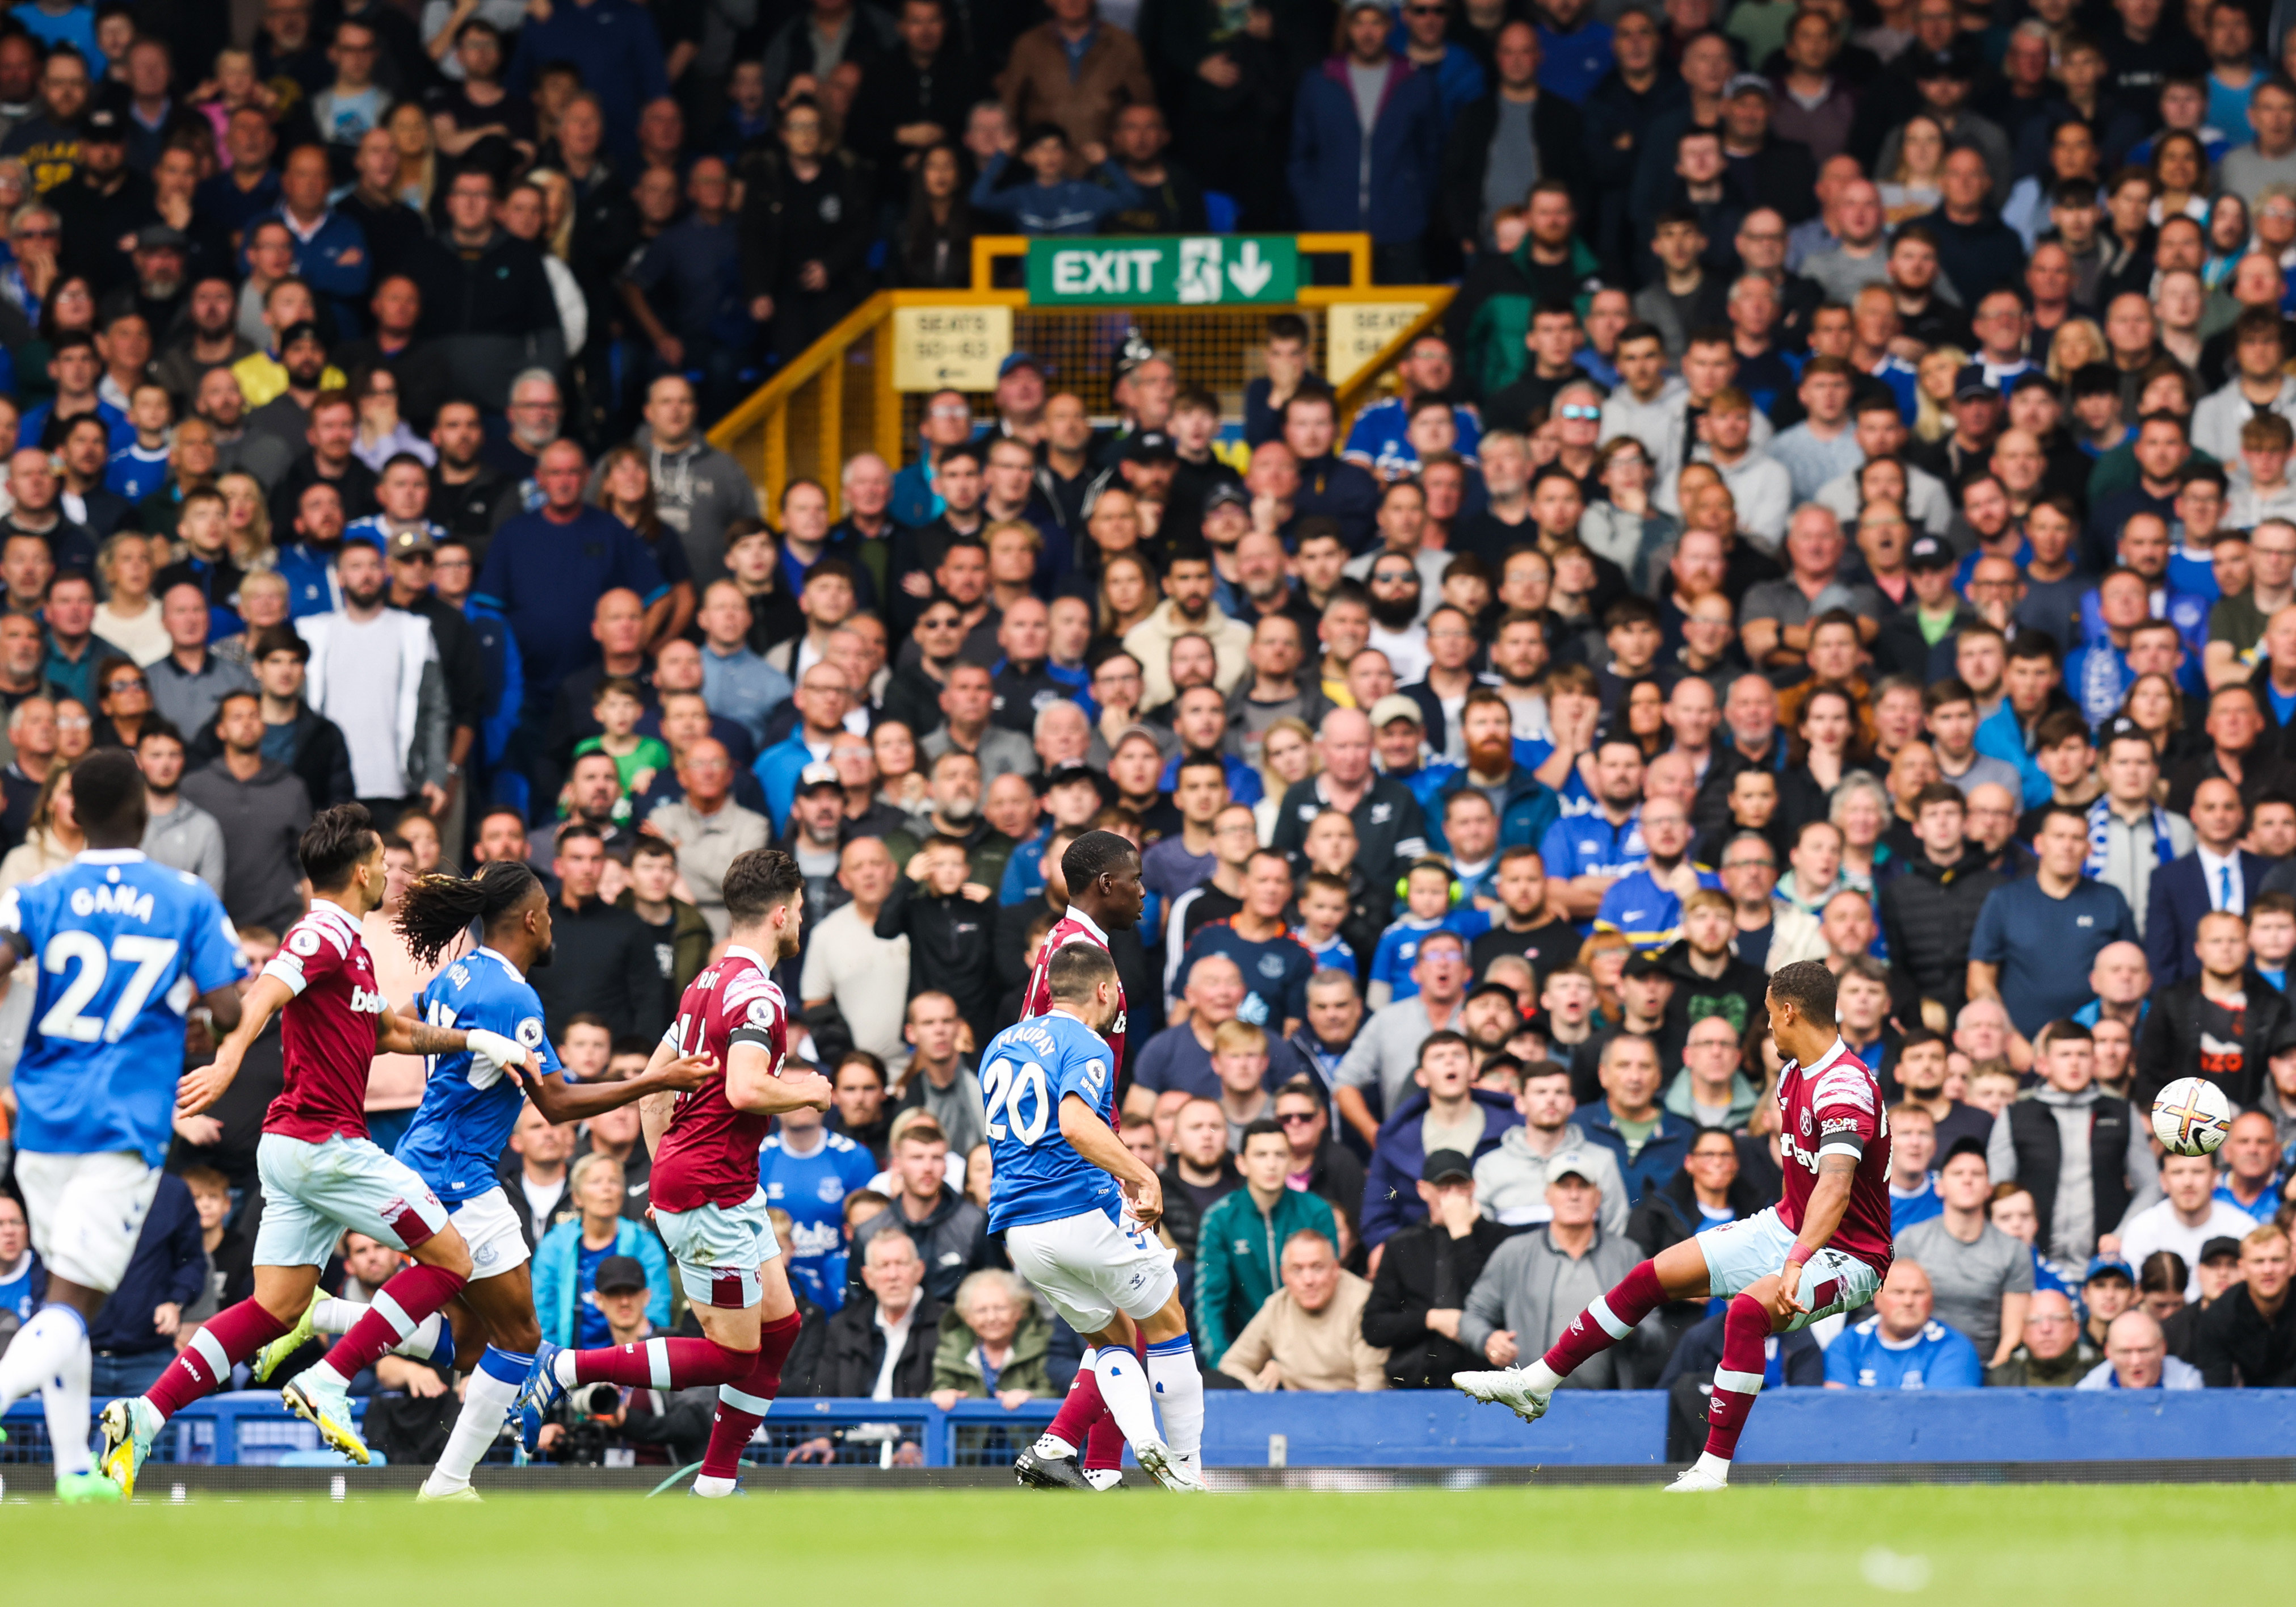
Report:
1471,1121,1630,1236
617,426,759,585
141,796,226,894
1663,1068,1761,1132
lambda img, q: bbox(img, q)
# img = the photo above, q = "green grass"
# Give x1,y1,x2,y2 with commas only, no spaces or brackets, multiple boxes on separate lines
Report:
6,1486,2294,1602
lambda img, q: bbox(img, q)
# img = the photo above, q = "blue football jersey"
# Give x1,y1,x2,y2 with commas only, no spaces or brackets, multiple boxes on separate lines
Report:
758,1128,877,1312
982,1010,1120,1235
394,946,564,1205
1,850,242,1165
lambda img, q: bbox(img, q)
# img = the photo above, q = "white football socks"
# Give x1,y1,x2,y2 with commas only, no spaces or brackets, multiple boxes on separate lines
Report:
423,1349,529,1493
0,1306,94,1476
1091,1345,1162,1451
1519,1359,1561,1392
1143,1335,1204,1461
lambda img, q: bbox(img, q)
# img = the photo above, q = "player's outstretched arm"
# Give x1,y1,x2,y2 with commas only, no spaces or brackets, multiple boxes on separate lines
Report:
522,1048,716,1123
1774,1153,1857,1316
724,1042,834,1117
1059,1092,1164,1228
374,1004,531,1065
178,973,297,1117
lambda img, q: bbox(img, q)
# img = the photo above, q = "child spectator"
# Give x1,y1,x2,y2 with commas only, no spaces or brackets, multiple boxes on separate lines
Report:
968,123,1142,236
1368,858,1492,1009
574,675,670,795
106,383,171,503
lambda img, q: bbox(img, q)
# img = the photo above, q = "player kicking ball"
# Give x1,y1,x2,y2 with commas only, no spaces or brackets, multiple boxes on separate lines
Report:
510,849,821,1498
1452,961,1894,1491
0,752,245,1502
246,858,713,1501
98,805,540,1493
987,940,1206,1492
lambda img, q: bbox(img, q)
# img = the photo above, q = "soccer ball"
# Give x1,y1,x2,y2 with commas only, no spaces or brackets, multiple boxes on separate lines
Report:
2150,1076,2234,1157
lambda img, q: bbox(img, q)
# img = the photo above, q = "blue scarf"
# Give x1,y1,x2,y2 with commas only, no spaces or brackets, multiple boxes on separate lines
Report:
2085,795,2177,879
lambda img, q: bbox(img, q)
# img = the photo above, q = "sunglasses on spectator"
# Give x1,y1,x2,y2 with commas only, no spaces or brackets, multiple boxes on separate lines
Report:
106,675,148,693
1557,404,1601,421
1277,1111,1320,1126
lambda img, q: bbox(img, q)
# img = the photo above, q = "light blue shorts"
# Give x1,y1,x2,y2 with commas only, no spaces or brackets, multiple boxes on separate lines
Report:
253,1132,452,1270
1696,1207,1883,1331
655,1187,783,1308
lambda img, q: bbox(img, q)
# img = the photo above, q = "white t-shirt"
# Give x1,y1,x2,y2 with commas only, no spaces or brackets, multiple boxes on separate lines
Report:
798,902,912,1071
322,611,410,796
2117,1198,2261,1296
520,1171,565,1231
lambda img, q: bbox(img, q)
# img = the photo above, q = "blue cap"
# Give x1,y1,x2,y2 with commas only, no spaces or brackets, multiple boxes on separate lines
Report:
2083,1254,2135,1283
998,351,1047,378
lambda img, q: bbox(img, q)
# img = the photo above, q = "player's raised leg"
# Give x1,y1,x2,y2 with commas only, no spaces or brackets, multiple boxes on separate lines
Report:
1451,1236,1707,1423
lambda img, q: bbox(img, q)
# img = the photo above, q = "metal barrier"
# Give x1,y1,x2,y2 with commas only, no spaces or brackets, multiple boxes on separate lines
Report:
705,232,1457,519
22,1388,2285,1471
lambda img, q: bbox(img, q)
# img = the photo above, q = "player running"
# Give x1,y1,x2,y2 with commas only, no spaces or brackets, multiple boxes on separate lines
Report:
1009,829,1152,1492
989,939,1204,1491
510,849,822,1498
0,752,245,1503
247,859,712,1501
98,805,539,1493
1452,960,1894,1491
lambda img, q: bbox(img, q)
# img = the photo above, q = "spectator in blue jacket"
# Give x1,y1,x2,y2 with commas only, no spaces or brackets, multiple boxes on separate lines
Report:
504,0,671,170
1360,1029,1522,1245
969,125,1144,236
250,145,372,344
1288,0,1447,283
1390,0,1486,129
533,1152,674,1348
1823,1260,1985,1388
1576,1032,1695,1205
83,1172,207,1399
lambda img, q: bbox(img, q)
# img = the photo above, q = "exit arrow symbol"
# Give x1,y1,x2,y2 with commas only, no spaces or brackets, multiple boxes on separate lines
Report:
1227,241,1273,297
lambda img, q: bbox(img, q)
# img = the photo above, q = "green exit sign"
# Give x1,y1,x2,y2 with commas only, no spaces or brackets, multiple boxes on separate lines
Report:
1026,236,1299,305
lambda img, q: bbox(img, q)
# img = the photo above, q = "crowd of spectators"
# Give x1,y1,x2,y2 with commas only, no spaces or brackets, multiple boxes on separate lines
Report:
16,0,2296,1471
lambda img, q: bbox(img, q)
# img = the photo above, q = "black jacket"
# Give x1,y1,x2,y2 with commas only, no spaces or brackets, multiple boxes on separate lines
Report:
1439,90,1592,247
2005,1094,2138,1257
1362,1215,1511,1388
191,700,356,812
2133,971,2290,1110
493,1156,583,1250
529,894,672,1042
410,228,562,339
2194,1282,2296,1387
873,874,999,1044
1654,938,1769,1045
736,146,877,300
1876,846,2004,1014
813,1291,944,1398
1157,1159,1242,1261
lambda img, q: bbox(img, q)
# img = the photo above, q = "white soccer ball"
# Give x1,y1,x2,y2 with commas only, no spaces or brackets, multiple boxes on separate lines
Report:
2151,1076,2234,1157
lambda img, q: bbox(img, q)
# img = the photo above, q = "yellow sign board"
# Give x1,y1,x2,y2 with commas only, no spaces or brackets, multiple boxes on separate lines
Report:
892,305,1014,392
1326,301,1431,387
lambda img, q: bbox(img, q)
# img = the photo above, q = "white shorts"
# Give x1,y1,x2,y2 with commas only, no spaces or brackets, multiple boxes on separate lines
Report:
1004,1206,1179,1336
252,1132,453,1270
655,1187,783,1309
13,1150,162,1292
1697,1207,1885,1331
449,1187,531,1280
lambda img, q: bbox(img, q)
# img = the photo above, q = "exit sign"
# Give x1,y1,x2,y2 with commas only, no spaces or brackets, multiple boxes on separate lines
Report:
1026,236,1299,305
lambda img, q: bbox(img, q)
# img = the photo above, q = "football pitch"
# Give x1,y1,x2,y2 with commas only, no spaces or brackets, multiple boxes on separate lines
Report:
6,1484,2294,1602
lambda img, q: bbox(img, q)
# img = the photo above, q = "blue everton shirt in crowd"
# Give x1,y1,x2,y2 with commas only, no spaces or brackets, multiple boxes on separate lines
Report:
759,1125,878,1312
1890,1173,1944,1233
473,505,668,700
1823,1316,1983,1388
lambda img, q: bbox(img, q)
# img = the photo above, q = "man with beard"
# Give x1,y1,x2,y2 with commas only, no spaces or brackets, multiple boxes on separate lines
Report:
268,389,376,532
1122,541,1252,707
1362,552,1432,685
242,317,341,456
155,276,255,405
1431,688,1563,859
1540,732,1649,921
425,398,516,550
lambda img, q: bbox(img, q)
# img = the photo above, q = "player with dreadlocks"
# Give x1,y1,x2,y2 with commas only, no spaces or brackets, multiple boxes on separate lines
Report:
253,858,713,1500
